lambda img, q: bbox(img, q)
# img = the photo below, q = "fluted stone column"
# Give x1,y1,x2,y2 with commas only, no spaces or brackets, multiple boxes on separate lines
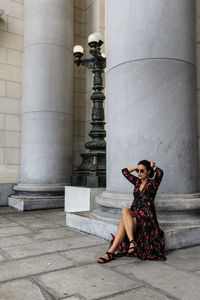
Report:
92,0,200,247
8,0,74,210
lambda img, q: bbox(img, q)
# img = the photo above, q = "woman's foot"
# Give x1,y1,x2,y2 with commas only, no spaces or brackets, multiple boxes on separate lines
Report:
127,240,137,256
97,251,115,263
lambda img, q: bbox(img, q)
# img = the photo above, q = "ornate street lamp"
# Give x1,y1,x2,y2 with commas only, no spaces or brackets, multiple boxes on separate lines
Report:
72,32,106,187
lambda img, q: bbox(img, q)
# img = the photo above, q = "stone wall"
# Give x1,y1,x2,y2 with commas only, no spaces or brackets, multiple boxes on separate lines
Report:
0,0,23,185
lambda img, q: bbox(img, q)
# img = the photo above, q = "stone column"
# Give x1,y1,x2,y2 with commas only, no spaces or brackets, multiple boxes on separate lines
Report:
93,0,200,247
8,0,74,210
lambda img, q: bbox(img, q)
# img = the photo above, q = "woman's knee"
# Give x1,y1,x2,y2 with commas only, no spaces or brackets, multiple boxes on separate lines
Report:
122,207,130,217
119,219,124,226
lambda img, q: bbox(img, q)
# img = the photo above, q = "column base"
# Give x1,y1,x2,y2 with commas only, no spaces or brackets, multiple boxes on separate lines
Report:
94,191,200,226
8,183,68,211
66,191,200,250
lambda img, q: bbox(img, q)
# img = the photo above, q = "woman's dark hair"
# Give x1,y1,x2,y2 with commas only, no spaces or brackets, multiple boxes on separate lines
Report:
138,160,154,178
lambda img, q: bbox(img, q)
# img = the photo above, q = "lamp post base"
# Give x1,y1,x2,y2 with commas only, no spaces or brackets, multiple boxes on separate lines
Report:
71,151,106,187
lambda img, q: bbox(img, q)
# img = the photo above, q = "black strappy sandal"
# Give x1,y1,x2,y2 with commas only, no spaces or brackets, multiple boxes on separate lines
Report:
127,240,137,257
97,251,115,263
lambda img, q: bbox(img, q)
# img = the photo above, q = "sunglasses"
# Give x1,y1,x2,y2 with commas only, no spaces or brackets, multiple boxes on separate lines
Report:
136,169,145,173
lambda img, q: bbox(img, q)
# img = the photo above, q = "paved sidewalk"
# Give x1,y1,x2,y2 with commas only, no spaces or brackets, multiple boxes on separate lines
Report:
0,207,199,300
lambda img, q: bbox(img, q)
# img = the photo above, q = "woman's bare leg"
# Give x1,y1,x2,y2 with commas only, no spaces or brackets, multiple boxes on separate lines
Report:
97,219,126,263
122,207,136,241
109,220,126,253
97,207,137,262
122,207,137,253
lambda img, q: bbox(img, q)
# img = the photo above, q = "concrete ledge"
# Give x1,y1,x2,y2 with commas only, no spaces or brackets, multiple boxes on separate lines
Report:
8,196,64,211
66,212,200,250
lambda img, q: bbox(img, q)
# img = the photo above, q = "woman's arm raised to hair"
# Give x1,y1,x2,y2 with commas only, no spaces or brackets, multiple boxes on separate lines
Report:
152,166,164,190
127,166,138,172
121,166,138,186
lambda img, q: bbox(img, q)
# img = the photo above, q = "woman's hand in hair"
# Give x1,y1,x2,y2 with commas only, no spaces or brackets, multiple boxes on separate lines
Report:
150,161,155,168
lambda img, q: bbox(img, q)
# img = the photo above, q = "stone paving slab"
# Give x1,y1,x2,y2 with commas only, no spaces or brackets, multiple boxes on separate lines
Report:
0,216,20,228
164,246,200,271
2,211,64,225
61,244,109,265
27,227,85,242
0,225,33,238
61,296,86,300
36,264,142,299
194,270,200,275
2,235,106,259
10,216,63,230
61,242,149,268
40,213,67,225
61,242,141,268
6,208,65,218
100,286,173,300
0,278,52,300
0,235,32,248
0,253,73,282
7,212,55,219
104,256,140,268
56,242,142,268
0,252,6,262
114,260,200,300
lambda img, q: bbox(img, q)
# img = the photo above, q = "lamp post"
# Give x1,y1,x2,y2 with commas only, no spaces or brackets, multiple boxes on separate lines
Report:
72,32,106,187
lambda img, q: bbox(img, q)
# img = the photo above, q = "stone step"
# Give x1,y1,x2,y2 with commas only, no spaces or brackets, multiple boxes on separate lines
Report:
66,211,200,251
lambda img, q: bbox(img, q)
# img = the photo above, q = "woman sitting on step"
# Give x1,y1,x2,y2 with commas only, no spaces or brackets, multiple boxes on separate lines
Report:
97,160,166,263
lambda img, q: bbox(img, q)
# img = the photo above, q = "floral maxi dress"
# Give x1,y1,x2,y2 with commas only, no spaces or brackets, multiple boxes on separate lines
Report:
121,167,166,261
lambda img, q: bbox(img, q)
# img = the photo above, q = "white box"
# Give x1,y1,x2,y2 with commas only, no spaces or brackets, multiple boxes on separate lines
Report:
65,186,105,212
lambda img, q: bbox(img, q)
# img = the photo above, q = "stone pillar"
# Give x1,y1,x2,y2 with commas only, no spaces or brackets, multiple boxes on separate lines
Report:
92,0,200,246
106,0,198,194
8,0,74,210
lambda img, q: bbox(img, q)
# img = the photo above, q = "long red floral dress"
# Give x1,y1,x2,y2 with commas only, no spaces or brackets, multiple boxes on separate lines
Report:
121,167,166,261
